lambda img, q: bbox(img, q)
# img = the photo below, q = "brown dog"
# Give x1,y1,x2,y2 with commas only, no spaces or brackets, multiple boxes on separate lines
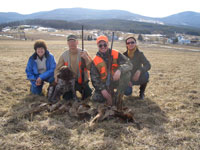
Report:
47,66,79,103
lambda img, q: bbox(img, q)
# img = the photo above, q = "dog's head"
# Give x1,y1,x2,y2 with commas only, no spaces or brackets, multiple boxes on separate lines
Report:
57,66,75,81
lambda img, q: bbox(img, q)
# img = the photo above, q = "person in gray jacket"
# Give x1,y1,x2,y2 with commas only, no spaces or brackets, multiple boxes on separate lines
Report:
123,36,151,99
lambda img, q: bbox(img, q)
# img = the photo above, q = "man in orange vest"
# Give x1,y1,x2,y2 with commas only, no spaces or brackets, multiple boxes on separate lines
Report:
54,34,93,100
90,35,132,107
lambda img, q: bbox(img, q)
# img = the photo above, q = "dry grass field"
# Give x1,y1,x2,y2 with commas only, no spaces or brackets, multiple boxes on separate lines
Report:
0,36,200,150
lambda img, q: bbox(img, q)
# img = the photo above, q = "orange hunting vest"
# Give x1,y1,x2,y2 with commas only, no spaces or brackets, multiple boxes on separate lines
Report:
63,50,88,84
93,49,119,82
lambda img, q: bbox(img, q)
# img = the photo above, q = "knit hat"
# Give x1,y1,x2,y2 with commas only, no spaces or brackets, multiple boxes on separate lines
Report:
34,40,47,51
96,35,108,44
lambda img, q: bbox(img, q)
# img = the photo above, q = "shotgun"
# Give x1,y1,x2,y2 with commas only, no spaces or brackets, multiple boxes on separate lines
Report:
106,32,115,105
81,25,86,100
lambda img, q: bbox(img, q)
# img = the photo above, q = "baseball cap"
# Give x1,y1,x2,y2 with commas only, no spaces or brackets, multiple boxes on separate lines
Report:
96,35,108,44
67,34,77,41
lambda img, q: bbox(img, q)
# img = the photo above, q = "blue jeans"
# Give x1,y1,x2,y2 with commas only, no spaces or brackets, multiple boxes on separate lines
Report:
124,72,149,96
30,76,54,95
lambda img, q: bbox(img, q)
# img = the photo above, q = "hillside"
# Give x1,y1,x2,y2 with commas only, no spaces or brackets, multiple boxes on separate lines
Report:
0,19,84,30
1,19,200,36
0,8,200,28
76,19,200,35
160,11,200,27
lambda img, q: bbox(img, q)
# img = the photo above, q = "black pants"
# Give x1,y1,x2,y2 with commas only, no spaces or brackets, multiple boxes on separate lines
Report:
124,72,149,96
63,81,92,100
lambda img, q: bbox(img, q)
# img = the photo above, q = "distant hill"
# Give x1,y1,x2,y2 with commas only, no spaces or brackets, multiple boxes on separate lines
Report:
1,19,200,36
0,19,84,30
75,19,200,35
0,8,151,23
159,11,200,27
0,8,200,28
0,12,24,23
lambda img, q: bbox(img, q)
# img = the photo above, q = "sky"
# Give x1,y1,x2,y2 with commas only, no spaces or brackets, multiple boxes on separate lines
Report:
0,0,200,18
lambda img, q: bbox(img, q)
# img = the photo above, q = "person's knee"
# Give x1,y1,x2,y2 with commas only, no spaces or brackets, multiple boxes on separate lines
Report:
30,85,42,95
121,71,131,81
118,71,131,93
138,71,149,85
45,76,55,83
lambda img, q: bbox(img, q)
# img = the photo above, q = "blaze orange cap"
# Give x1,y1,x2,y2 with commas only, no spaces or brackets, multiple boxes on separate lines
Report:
96,35,108,44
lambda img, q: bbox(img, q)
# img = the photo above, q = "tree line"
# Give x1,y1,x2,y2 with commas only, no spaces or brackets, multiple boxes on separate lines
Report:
1,19,200,36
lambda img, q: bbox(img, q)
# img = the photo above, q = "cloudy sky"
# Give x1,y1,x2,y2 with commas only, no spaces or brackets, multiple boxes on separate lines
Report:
1,0,200,17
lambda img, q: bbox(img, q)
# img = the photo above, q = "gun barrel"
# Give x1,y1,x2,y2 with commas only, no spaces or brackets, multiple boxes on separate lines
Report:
106,32,115,88
82,25,84,51
110,32,114,51
81,25,85,100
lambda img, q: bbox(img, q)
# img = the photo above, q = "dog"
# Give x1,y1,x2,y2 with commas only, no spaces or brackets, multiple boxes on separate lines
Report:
47,66,79,103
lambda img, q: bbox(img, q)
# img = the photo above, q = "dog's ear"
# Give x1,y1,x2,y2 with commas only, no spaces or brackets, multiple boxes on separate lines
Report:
57,66,68,79
57,66,76,81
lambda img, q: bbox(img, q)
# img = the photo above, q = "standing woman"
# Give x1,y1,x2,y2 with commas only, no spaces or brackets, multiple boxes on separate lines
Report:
26,40,56,95
123,36,151,99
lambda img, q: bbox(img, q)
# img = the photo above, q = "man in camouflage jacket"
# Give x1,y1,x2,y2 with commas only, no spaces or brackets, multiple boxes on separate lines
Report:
90,35,132,107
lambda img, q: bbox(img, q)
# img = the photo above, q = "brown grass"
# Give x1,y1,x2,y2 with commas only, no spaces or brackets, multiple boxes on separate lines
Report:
0,36,200,150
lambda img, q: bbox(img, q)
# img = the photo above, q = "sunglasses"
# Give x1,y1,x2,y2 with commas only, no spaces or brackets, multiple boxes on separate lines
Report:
126,41,135,45
99,43,107,48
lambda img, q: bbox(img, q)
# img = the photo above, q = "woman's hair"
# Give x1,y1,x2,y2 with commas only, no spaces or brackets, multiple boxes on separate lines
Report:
125,36,137,51
34,40,47,51
125,36,136,44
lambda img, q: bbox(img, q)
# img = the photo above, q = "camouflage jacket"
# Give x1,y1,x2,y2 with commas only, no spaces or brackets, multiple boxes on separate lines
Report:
90,49,132,91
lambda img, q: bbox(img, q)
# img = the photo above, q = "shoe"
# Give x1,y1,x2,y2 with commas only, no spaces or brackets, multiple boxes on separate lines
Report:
139,93,145,100
139,83,147,100
124,86,132,96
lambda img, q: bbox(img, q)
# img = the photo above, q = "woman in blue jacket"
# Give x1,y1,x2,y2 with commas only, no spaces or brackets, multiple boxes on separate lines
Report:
25,40,56,95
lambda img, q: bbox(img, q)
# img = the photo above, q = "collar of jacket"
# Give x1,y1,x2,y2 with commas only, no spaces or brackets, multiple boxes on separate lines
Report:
32,50,50,60
124,48,139,56
96,48,112,58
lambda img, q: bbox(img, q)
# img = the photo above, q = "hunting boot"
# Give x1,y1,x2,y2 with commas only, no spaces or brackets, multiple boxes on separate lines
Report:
139,82,147,100
116,92,124,111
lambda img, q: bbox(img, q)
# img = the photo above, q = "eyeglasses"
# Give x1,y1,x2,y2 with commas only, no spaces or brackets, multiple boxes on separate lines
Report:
126,41,135,45
98,43,107,48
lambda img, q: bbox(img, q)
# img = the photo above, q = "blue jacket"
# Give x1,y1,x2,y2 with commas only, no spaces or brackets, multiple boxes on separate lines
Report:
25,50,56,85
